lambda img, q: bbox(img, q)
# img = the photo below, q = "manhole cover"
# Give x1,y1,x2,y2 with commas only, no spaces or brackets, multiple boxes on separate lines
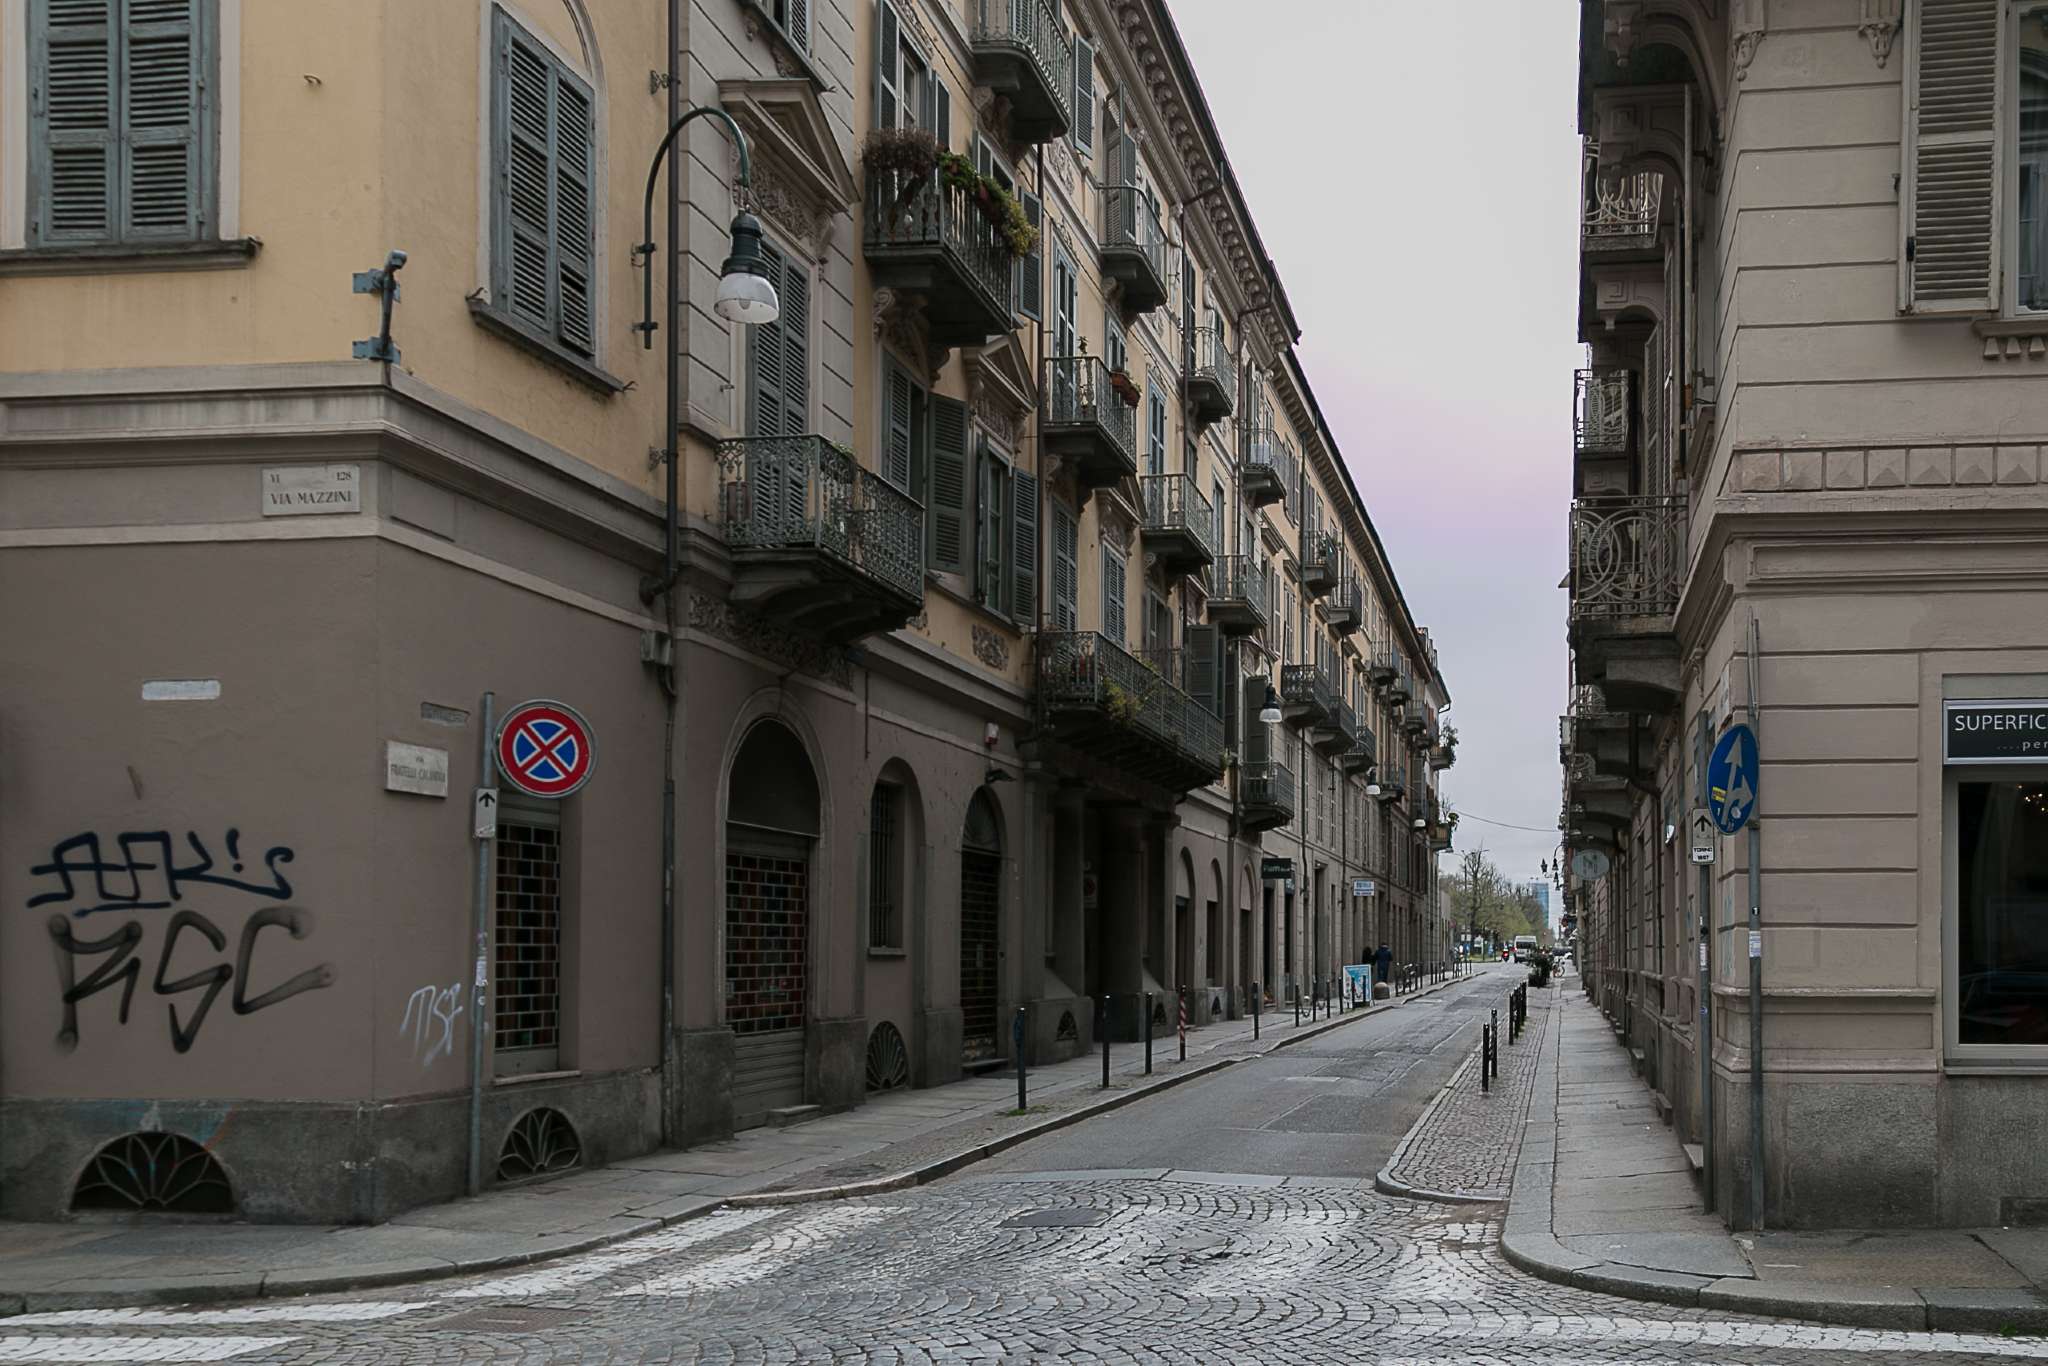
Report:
1001,1207,1110,1229
430,1306,592,1333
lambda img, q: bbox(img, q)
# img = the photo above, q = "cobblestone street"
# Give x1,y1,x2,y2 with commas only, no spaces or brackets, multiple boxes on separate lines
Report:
3,970,2038,1363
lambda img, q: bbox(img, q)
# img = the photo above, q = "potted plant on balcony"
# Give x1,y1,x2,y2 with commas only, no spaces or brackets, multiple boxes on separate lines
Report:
1107,368,1141,408
862,127,942,224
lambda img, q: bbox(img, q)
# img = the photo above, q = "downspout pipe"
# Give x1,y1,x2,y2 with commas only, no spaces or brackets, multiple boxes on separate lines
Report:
657,0,683,1152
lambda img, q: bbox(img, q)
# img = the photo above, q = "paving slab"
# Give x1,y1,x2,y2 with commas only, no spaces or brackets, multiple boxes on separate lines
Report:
1698,1275,1928,1330
1562,1230,1754,1278
1920,1285,2048,1334
1979,1228,2048,1284
1744,1229,2030,1289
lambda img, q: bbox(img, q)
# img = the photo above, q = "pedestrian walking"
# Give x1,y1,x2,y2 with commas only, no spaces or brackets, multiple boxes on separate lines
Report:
1374,942,1393,986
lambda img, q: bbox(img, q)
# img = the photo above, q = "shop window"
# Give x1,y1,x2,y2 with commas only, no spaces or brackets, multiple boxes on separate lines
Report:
1957,780,2048,1047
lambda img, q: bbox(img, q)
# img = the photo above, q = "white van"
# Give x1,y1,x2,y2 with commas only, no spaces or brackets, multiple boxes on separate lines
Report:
1513,934,1540,962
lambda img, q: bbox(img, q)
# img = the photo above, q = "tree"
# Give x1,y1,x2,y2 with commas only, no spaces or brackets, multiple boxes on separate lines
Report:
1452,849,1532,948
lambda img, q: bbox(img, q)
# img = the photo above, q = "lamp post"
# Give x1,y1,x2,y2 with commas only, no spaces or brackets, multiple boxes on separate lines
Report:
632,103,780,1150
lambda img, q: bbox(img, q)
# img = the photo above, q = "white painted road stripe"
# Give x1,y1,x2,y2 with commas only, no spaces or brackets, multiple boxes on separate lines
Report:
1389,1313,2048,1358
10,1305,423,1326
0,1338,297,1362
615,1205,903,1297
439,1205,784,1299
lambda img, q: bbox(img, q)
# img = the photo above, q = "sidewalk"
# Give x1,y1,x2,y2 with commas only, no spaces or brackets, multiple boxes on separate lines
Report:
1499,977,2048,1333
0,974,1465,1316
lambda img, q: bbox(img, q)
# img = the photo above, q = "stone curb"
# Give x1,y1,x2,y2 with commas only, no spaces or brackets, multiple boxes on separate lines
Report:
1499,983,2048,1335
0,1008,1381,1316
1372,1053,1506,1206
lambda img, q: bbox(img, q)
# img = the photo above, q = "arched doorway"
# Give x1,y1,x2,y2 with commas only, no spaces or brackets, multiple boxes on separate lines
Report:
1175,851,1196,992
725,720,820,1128
959,789,1003,1062
1239,866,1255,1002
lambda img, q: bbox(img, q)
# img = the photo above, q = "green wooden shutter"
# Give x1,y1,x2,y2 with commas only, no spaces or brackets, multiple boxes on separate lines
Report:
1186,623,1218,715
1051,501,1078,630
1902,0,2000,312
933,74,950,149
876,0,900,129
34,0,117,242
1242,675,1270,766
121,0,202,238
1102,545,1126,645
552,75,595,355
747,241,787,436
1071,37,1093,154
975,438,1003,609
929,395,969,573
497,16,554,331
1017,190,1042,320
777,252,810,431
884,358,916,491
1011,469,1039,624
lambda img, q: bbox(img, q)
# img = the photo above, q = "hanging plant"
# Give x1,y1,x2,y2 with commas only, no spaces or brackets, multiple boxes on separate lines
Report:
862,127,942,177
1107,369,1141,408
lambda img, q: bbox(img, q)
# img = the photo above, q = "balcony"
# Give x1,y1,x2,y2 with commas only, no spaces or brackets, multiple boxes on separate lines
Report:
1280,663,1334,729
864,164,1015,349
1140,473,1217,576
1300,531,1337,597
1568,495,1683,714
719,436,925,643
1327,575,1361,635
1311,696,1357,756
1208,555,1267,636
1035,632,1224,793
1380,653,1411,706
1042,355,1139,492
970,0,1071,145
1338,725,1377,776
1427,794,1455,852
1183,325,1236,428
1101,184,1168,315
1367,646,1396,688
1583,167,1664,259
1241,424,1288,507
1240,759,1295,835
1573,367,1631,458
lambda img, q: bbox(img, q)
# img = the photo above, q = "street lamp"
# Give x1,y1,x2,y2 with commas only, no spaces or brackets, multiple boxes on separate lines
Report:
713,210,779,324
1257,682,1283,725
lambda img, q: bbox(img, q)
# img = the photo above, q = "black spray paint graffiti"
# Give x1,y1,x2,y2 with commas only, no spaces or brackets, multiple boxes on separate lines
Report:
32,829,333,1054
28,829,295,917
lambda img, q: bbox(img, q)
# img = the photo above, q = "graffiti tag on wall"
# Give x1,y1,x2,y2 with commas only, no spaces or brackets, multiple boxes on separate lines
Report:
29,829,335,1054
399,983,463,1066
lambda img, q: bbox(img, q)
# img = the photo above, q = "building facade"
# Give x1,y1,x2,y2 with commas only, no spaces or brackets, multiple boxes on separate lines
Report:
1563,0,2048,1229
0,0,1451,1224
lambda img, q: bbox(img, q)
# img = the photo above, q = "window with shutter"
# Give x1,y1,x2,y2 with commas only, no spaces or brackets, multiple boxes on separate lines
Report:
773,0,809,51
876,0,900,129
1052,502,1079,630
883,357,917,492
977,440,1009,616
747,241,811,436
31,0,215,247
2015,13,2048,311
1903,0,2000,312
1018,191,1044,321
929,395,970,574
1011,469,1039,625
1147,393,1166,475
1072,36,1094,155
1185,624,1219,716
1102,545,1127,645
490,11,599,359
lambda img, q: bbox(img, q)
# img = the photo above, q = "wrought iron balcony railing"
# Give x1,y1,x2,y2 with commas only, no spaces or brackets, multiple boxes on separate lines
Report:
1102,184,1168,312
719,435,925,639
1183,325,1236,425
1301,530,1337,595
1339,725,1377,775
1042,354,1139,489
1240,758,1295,832
863,164,1014,347
1140,473,1217,572
1241,424,1289,506
1574,367,1631,456
1327,574,1361,634
1207,554,1267,635
1313,696,1357,755
1281,662,1335,724
1583,169,1665,251
1384,655,1411,705
1036,631,1224,789
1568,494,1683,620
971,0,1072,143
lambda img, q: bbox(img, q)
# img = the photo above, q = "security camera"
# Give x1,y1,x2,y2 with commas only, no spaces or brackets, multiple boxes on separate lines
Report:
984,721,1000,749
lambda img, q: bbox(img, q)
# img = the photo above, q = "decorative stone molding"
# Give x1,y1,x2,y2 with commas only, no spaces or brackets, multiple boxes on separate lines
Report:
686,592,853,688
971,624,1012,670
874,289,946,382
1974,318,2048,362
1603,0,1643,65
1728,443,2044,495
1858,0,1901,67
1732,0,1766,81
894,0,936,54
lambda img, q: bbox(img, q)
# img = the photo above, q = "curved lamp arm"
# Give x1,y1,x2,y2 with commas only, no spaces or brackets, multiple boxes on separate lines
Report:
635,104,753,348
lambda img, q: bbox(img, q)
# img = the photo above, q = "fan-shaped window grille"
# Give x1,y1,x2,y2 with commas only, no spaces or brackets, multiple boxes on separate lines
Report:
497,1107,582,1183
865,1021,910,1091
963,790,1002,852
1211,994,1223,1018
72,1132,234,1215
1151,999,1168,1027
1055,1010,1077,1041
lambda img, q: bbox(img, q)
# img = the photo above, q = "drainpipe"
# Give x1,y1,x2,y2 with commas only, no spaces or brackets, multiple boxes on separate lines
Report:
657,0,683,1150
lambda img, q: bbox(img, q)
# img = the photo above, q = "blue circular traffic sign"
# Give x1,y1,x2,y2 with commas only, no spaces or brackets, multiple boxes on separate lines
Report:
1707,723,1759,834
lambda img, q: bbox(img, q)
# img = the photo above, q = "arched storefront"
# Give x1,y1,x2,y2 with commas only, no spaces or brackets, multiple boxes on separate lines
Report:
959,789,1004,1062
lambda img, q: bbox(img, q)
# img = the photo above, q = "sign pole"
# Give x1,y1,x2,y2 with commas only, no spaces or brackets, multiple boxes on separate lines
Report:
1695,714,1714,1215
1746,611,1764,1231
467,691,496,1198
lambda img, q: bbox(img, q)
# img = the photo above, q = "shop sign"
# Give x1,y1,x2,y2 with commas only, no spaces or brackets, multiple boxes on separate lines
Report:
1260,856,1294,881
1944,701,2048,764
1352,878,1375,898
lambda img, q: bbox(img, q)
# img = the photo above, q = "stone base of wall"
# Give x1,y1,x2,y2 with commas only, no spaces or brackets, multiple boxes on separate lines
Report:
918,1007,963,1088
0,1068,659,1224
675,1027,735,1147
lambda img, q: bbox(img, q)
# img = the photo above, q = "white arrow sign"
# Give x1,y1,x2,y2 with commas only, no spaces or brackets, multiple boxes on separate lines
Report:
474,787,499,840
1689,808,1716,865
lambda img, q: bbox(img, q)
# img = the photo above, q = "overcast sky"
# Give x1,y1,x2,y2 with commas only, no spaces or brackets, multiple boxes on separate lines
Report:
1174,2,1584,910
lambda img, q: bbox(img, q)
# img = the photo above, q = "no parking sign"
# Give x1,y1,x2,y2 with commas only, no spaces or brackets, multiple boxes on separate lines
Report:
496,700,597,799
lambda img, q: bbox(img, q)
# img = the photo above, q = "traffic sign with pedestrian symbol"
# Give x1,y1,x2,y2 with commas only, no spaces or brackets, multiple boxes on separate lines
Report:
1707,723,1759,834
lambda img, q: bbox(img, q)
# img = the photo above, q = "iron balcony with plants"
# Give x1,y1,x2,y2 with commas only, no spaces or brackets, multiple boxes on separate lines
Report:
1042,353,1139,492
1139,473,1217,576
718,436,926,643
1035,631,1224,793
970,0,1073,144
1207,554,1267,636
862,129,1031,348
1101,183,1168,314
1183,324,1235,427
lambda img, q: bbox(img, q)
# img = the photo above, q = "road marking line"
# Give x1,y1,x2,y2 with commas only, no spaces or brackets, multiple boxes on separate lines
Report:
614,1205,903,1297
9,1306,423,1326
0,1337,297,1362
440,1206,783,1298
1388,1313,2048,1357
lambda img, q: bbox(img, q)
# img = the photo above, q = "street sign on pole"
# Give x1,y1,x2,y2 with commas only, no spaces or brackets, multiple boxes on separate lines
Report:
1570,848,1611,881
1352,878,1374,898
1688,807,1716,865
496,699,597,799
473,787,500,840
1707,722,1760,834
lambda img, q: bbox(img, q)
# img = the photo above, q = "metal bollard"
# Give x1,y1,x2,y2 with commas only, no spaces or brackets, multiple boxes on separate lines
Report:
1101,995,1111,1088
1481,1023,1491,1091
1014,1007,1028,1111
1178,986,1187,1062
1252,982,1260,1040
1144,990,1154,1075
1295,989,1301,1027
